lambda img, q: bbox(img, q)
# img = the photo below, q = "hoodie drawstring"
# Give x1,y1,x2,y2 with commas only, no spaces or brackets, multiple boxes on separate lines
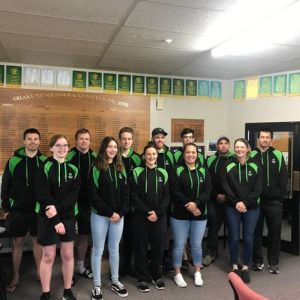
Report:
145,167,158,194
108,164,118,189
238,163,248,183
187,168,200,199
25,157,29,186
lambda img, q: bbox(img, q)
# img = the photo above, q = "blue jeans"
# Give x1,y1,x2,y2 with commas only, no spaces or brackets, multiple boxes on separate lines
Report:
225,206,260,266
170,217,207,268
91,212,124,286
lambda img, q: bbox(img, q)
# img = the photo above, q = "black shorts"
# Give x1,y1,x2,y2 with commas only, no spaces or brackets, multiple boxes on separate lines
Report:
5,211,37,237
77,207,91,235
37,216,76,246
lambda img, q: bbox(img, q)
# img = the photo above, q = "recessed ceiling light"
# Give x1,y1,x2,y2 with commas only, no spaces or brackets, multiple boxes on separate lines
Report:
164,39,173,44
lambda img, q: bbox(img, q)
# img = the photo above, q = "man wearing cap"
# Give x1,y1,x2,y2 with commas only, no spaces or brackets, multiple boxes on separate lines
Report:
173,128,205,167
203,135,234,266
151,128,174,174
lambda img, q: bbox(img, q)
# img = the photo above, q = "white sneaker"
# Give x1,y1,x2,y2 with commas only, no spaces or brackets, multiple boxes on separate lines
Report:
194,271,203,286
174,273,187,288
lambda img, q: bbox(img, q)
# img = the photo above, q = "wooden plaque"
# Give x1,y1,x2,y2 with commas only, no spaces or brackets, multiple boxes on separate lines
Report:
0,88,150,173
171,119,204,143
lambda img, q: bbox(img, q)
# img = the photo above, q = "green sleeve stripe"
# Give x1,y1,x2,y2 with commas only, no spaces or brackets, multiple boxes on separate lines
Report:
39,155,48,162
133,167,144,184
226,162,236,173
176,166,185,177
166,151,174,166
74,202,79,216
198,153,205,165
93,166,100,188
248,162,258,173
9,156,22,176
68,163,79,178
35,201,40,214
158,167,168,185
131,154,142,167
66,150,77,162
44,161,53,179
250,150,258,158
174,151,182,163
273,149,283,171
207,155,216,168
199,167,206,179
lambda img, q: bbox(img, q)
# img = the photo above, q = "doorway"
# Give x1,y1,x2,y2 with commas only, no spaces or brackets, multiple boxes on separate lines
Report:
245,122,300,255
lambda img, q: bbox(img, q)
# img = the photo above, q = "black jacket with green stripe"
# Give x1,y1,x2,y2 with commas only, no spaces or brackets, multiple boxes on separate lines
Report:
131,166,169,218
89,163,129,218
250,147,287,201
206,151,234,201
67,147,97,209
173,147,205,167
170,164,211,220
121,148,141,179
35,157,80,226
1,147,47,212
221,157,263,209
156,145,174,174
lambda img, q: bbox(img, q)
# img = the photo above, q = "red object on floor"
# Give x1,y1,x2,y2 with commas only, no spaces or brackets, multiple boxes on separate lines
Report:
228,272,269,300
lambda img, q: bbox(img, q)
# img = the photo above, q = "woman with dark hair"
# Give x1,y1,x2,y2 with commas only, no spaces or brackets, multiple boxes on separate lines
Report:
89,136,129,300
222,138,262,284
131,142,169,293
35,134,80,300
170,143,211,288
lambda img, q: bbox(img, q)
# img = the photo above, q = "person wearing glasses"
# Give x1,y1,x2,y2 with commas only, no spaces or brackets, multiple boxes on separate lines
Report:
89,137,129,300
1,128,47,293
35,134,80,300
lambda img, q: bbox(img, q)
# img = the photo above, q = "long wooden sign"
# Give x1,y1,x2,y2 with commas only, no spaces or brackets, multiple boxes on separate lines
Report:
0,88,150,173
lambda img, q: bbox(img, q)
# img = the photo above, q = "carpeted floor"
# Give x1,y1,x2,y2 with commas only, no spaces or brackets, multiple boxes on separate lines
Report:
0,243,298,300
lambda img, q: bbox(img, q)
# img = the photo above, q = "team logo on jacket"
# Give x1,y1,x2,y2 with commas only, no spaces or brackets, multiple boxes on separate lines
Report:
248,170,252,177
119,173,123,179
272,158,276,164
200,178,203,183
68,173,74,179
165,161,169,166
158,176,163,182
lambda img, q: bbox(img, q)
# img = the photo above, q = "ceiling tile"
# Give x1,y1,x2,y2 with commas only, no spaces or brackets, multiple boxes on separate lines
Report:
0,32,106,56
0,11,116,42
0,0,136,24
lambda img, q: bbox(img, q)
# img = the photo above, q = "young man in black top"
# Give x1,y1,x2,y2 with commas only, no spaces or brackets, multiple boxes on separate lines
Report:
1,128,47,292
67,128,97,279
203,136,233,266
251,128,287,274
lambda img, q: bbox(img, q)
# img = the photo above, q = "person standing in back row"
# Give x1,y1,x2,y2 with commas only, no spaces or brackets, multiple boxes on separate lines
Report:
251,128,287,275
67,128,97,280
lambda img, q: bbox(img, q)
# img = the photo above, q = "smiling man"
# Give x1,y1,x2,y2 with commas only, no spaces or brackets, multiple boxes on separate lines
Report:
250,128,287,275
1,128,47,292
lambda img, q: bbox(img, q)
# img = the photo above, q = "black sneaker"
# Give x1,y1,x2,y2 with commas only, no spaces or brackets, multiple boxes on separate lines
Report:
111,281,128,297
241,269,251,284
62,289,76,300
232,268,241,277
152,278,165,290
268,264,279,274
40,293,51,300
137,281,150,293
91,286,103,300
252,262,264,271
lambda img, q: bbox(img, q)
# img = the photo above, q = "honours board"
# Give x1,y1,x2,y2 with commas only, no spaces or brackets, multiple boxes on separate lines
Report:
0,88,150,173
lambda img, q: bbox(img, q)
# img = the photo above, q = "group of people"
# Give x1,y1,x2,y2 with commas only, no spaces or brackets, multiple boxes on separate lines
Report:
0,126,287,300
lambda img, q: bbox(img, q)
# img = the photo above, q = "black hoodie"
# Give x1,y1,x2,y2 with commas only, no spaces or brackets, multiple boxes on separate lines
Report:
221,156,263,209
89,163,129,218
156,145,174,174
67,147,97,209
35,157,80,226
131,166,169,218
250,147,287,200
170,164,211,220
1,147,47,212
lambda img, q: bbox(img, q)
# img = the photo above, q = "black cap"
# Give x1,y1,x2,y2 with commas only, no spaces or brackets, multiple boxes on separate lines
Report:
152,127,168,137
217,135,230,143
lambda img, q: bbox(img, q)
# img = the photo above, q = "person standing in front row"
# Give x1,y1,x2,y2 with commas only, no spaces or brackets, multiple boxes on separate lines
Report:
1,128,47,293
170,143,211,288
203,136,234,266
222,138,262,284
131,142,169,293
36,134,80,300
67,128,97,279
251,128,287,274
89,137,129,300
